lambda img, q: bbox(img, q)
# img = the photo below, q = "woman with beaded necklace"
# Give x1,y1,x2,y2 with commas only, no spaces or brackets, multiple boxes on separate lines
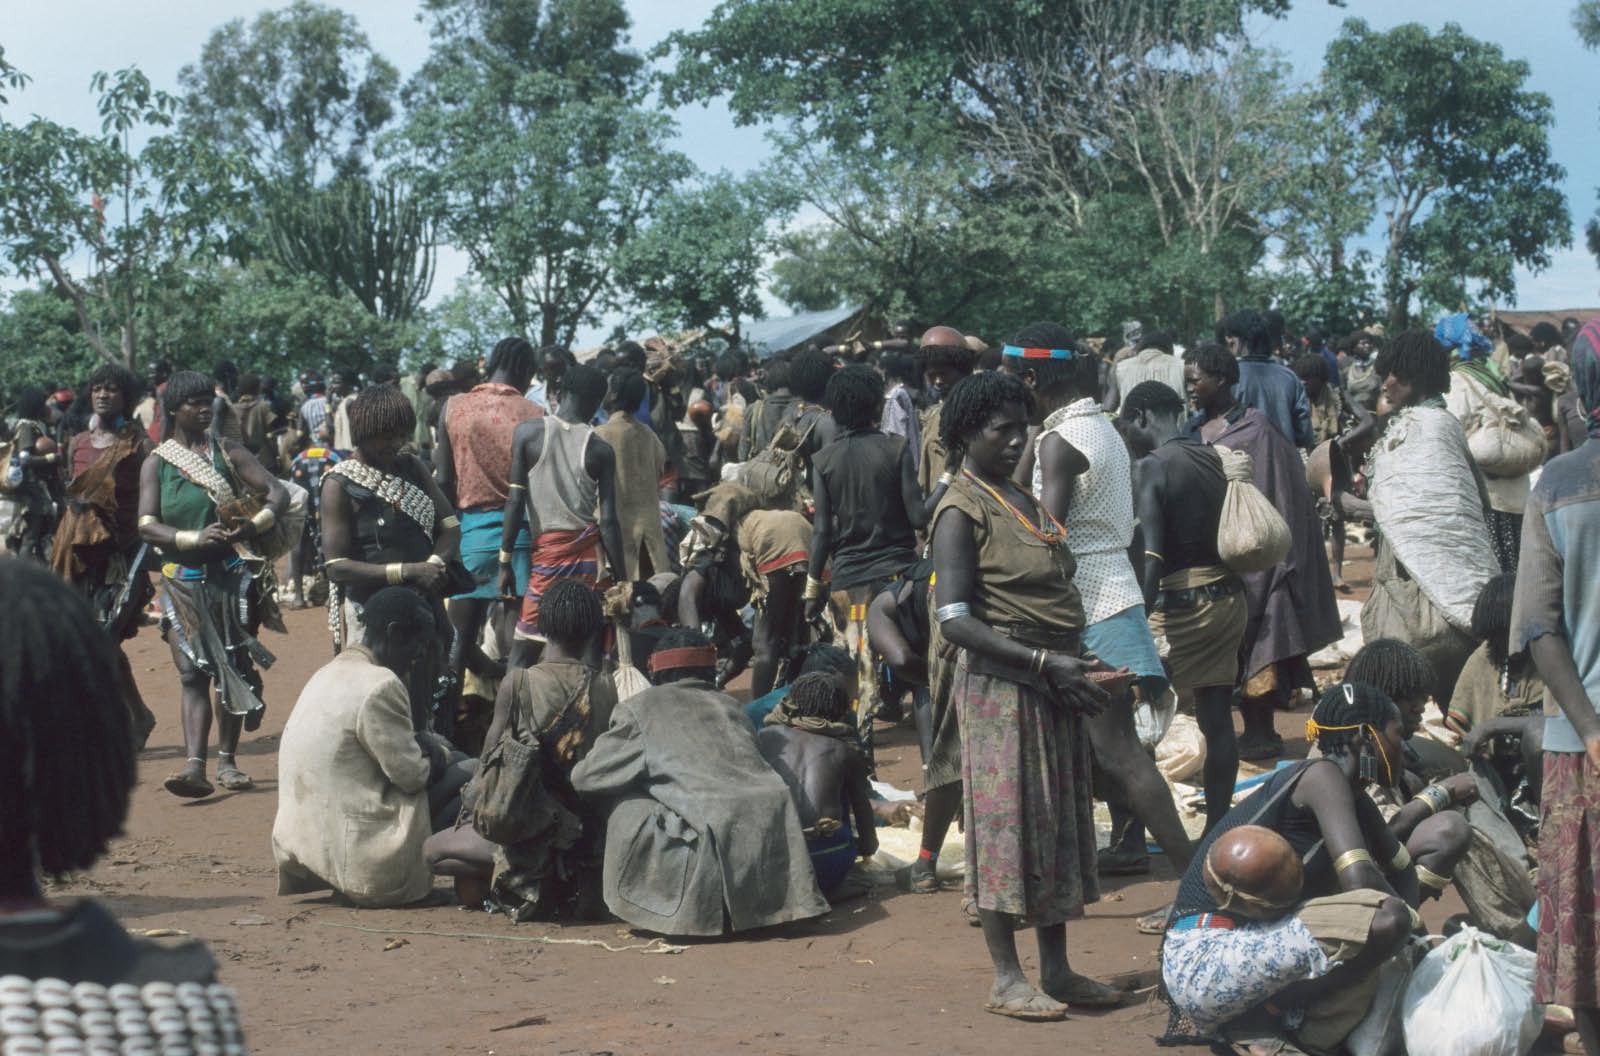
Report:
320,383,462,734
929,369,1122,1021
137,370,287,800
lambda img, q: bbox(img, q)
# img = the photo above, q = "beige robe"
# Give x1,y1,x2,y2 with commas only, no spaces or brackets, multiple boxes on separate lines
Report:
595,411,669,579
272,645,433,907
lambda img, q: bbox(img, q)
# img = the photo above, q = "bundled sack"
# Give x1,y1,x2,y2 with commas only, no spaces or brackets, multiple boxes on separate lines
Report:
1212,445,1291,574
1401,925,1540,1056
1451,371,1547,478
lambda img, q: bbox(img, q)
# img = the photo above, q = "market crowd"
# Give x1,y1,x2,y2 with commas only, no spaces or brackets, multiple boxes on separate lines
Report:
2,308,1598,1055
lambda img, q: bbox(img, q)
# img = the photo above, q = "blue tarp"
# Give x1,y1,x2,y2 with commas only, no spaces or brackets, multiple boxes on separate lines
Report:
743,304,864,360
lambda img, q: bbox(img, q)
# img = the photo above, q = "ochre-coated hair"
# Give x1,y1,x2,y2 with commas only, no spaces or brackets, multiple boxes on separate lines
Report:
347,383,417,448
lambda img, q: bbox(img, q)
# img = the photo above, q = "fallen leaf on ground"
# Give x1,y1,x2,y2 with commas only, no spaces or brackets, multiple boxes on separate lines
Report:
383,938,409,951
128,928,189,938
488,1015,548,1032
654,977,675,986
230,914,271,927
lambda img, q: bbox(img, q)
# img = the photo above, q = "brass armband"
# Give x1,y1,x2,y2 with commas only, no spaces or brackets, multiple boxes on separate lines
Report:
803,576,824,601
250,507,276,533
386,562,406,585
138,515,158,528
174,529,202,551
1331,848,1374,875
439,514,460,529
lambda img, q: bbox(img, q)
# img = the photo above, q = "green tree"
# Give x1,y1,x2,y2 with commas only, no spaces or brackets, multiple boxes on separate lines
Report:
1573,3,1600,266
177,0,399,187
1323,19,1570,331
0,286,102,406
391,0,692,347
264,175,437,323
0,66,248,366
616,171,793,340
661,0,1304,151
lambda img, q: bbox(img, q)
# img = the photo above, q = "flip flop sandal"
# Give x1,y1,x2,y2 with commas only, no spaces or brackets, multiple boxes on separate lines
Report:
216,754,255,792
1137,908,1171,935
908,862,941,894
1097,848,1151,876
962,897,981,927
984,992,1071,1022
1045,976,1127,1009
164,760,214,799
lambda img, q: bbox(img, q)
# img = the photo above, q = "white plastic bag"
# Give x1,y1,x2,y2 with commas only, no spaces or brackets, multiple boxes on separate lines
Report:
1155,713,1206,784
1134,684,1178,750
1401,925,1541,1056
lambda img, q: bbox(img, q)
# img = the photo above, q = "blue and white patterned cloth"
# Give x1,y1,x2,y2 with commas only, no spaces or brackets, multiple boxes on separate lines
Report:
1162,914,1329,1034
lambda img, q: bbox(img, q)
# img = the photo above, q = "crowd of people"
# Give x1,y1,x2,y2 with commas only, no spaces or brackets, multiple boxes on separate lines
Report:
2,307,1598,1055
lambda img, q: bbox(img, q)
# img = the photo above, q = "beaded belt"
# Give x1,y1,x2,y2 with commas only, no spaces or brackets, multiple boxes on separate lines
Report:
1168,912,1236,932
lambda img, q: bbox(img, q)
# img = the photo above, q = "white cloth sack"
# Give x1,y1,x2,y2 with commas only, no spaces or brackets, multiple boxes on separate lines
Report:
1212,445,1291,573
1401,925,1541,1056
1369,406,1499,629
1134,684,1179,750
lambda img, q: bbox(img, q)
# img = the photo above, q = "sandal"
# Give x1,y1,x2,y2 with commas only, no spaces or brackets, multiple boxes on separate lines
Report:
216,753,255,792
164,758,214,799
908,860,941,894
962,897,981,927
1137,907,1172,935
1097,847,1151,876
985,988,1071,1022
1042,974,1127,1009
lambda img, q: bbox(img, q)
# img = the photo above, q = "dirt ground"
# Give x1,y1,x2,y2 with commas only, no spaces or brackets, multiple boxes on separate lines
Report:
55,544,1467,1056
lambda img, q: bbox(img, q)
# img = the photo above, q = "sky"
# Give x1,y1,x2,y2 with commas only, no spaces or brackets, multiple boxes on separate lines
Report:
3,0,1598,342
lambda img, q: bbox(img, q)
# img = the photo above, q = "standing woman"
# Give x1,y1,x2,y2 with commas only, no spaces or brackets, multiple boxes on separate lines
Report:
320,384,463,733
929,371,1121,1021
137,371,287,799
50,363,157,746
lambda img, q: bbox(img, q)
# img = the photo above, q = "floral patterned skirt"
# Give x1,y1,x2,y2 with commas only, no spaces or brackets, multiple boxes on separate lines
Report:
1536,751,1600,1008
954,648,1097,927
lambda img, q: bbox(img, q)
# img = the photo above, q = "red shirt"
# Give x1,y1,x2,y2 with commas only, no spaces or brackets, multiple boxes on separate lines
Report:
447,382,541,510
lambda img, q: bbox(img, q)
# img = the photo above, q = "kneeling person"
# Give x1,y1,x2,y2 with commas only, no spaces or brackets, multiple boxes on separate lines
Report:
572,629,829,936
758,673,879,895
273,588,450,907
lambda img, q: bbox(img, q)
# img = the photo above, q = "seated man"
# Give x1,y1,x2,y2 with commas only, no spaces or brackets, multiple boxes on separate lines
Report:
425,579,615,919
571,629,830,936
757,673,880,895
744,641,857,729
273,588,450,907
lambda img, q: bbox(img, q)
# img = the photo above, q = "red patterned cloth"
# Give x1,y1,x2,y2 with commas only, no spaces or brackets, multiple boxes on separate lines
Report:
1535,750,1600,1008
446,382,540,509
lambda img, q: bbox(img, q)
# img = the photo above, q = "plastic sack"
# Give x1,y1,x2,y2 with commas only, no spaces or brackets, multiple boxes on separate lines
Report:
1134,685,1178,750
1212,445,1291,574
1155,712,1206,784
1346,949,1414,1056
1401,925,1541,1056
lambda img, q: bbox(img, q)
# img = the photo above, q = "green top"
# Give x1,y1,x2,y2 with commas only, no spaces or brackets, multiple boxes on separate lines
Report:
157,442,239,572
931,475,1084,644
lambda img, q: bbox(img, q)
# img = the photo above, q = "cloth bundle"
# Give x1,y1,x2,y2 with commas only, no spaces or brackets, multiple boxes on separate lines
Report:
1212,445,1291,574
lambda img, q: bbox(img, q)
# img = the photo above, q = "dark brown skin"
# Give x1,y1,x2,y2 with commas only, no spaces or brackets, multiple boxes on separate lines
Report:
756,726,879,860
499,390,624,667
136,392,288,782
931,397,1112,1017
803,419,929,623
320,429,461,600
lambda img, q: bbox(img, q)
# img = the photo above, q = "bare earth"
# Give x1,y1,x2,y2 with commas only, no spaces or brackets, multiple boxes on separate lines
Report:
56,545,1463,1056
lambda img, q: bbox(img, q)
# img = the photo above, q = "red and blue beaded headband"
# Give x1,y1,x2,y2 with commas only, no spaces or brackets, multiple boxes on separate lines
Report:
1001,344,1076,360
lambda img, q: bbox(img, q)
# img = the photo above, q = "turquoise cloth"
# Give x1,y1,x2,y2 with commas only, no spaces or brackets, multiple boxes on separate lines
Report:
454,508,530,600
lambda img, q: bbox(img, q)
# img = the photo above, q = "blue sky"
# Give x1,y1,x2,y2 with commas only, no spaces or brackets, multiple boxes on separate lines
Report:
4,0,1597,338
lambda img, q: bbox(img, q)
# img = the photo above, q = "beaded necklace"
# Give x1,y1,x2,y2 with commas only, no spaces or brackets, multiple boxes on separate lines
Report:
961,469,1065,544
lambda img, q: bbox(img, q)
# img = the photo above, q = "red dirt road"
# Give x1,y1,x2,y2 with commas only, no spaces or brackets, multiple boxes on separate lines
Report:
56,547,1455,1055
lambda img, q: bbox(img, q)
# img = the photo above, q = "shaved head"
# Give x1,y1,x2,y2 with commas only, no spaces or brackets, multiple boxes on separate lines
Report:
920,325,965,348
